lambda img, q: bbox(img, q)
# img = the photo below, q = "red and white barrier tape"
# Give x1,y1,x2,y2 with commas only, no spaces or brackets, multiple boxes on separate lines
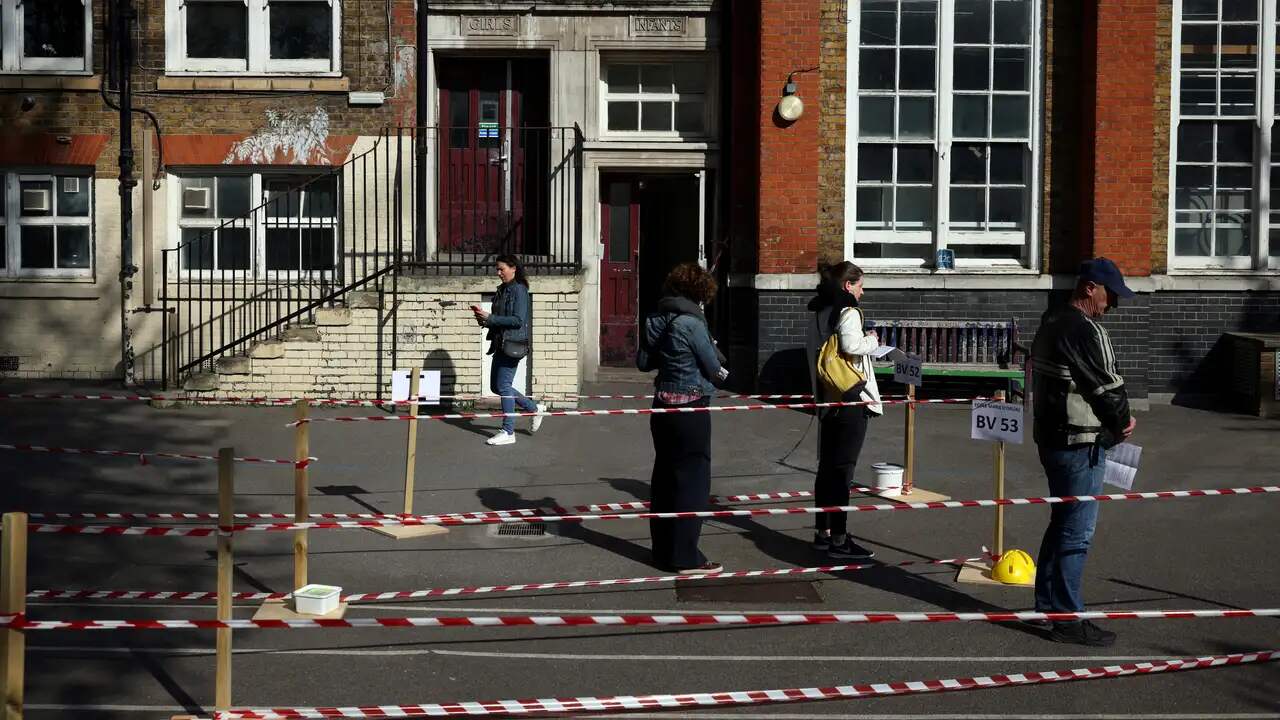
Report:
208,649,1280,718
1,392,910,405
22,485,1280,535
2,607,1277,632
27,555,983,603
0,443,313,468
288,397,985,426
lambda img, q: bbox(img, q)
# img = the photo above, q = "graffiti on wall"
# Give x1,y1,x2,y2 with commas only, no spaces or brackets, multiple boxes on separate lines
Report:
225,107,332,165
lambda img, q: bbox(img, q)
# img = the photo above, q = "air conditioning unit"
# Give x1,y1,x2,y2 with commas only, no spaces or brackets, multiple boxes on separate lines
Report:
62,177,82,195
21,188,52,213
183,186,212,211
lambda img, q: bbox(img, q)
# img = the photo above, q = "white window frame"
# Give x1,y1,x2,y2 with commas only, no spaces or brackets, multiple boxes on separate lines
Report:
1168,0,1278,271
0,0,93,74
598,55,717,141
2,171,95,280
168,170,340,280
165,0,341,76
843,0,1043,271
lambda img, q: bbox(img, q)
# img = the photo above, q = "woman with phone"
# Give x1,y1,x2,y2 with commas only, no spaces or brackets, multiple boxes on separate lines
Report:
472,254,546,446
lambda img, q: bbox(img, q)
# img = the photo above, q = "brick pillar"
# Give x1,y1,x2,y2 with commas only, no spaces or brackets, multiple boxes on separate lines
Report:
1087,0,1157,276
757,0,822,274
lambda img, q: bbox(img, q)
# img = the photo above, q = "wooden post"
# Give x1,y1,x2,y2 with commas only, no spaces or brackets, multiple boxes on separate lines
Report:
903,384,916,495
293,400,309,590
1,513,27,720
402,367,422,515
992,390,1007,559
215,448,234,711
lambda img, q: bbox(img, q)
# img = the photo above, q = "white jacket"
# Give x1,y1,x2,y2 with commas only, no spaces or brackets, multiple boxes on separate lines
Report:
806,305,884,416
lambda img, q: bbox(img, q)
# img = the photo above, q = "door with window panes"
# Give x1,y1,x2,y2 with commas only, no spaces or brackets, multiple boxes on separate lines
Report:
851,0,1037,268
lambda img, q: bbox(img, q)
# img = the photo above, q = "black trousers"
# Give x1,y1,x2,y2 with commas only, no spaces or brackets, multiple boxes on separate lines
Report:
814,407,869,537
648,396,712,569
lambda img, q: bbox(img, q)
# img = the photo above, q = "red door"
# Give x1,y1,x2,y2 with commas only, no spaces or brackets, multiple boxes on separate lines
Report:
600,180,640,366
437,59,526,254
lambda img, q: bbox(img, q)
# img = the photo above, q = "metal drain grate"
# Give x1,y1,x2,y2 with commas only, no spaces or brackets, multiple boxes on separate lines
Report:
496,523,547,536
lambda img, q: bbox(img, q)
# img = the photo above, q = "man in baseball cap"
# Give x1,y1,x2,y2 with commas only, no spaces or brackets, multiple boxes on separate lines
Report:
1077,257,1135,308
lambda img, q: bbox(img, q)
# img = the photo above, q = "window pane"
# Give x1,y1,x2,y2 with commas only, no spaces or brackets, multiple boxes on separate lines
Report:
896,187,934,227
1214,223,1250,255
300,229,336,271
1175,226,1212,256
607,102,639,131
1175,165,1214,209
952,144,987,183
858,145,893,182
954,47,990,91
954,0,991,44
218,176,252,218
181,229,215,270
303,177,338,218
861,1,897,44
181,177,215,218
674,63,707,93
23,0,85,59
1216,166,1253,209
854,242,933,261
1182,0,1218,21
265,178,302,217
900,0,938,45
991,95,1029,138
57,177,90,216
187,2,249,59
993,48,1029,91
675,101,705,133
19,180,53,217
860,49,896,90
950,243,1023,260
640,102,672,132
57,226,91,268
1177,121,1214,162
641,64,674,93
1222,0,1257,21
270,1,332,60
608,65,639,94
449,90,470,147
219,228,252,270
860,97,895,137
989,188,1024,226
1179,25,1217,69
950,188,985,227
1217,122,1253,163
898,97,934,139
953,95,988,137
608,184,632,262
897,146,934,183
993,0,1031,43
266,228,300,270
989,144,1025,183
1220,74,1257,115
1179,72,1216,115
899,49,936,90
20,227,55,268
1220,24,1258,69
856,188,892,227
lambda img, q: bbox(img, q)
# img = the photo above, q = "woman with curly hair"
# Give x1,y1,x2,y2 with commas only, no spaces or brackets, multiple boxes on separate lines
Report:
636,262,729,574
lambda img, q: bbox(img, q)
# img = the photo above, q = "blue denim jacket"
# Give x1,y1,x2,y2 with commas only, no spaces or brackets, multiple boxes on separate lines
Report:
638,297,725,397
485,281,531,354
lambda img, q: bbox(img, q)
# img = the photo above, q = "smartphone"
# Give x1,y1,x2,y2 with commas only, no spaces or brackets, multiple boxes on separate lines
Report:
470,304,482,313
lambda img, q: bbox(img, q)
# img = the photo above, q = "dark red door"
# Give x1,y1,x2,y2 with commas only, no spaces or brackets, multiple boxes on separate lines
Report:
600,180,640,366
437,59,526,254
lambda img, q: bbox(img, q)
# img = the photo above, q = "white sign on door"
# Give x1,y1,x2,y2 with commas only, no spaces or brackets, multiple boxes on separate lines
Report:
970,400,1024,444
894,355,923,386
391,369,442,404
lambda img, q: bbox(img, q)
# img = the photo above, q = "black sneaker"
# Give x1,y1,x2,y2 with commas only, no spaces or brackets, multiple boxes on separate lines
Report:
828,536,875,559
812,533,832,551
1049,620,1116,647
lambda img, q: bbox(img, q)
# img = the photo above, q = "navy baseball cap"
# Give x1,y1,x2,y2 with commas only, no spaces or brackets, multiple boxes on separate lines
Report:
1078,257,1135,299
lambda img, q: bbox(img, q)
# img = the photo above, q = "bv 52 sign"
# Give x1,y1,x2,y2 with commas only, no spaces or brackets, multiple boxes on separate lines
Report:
971,400,1024,444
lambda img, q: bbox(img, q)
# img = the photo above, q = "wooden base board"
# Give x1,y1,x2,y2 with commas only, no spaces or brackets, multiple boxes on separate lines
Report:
368,524,450,540
954,561,1035,588
253,599,349,621
885,487,951,503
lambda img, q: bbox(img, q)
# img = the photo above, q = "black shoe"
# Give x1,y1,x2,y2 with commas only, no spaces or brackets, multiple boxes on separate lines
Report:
1049,620,1116,647
812,533,832,551
828,536,875,559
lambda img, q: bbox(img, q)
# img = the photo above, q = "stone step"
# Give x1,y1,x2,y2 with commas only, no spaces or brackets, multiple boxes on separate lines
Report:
315,307,352,326
182,372,220,392
281,325,321,343
248,339,286,359
215,355,251,375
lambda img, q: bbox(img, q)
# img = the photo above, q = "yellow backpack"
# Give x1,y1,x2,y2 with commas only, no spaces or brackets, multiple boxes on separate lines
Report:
817,308,868,401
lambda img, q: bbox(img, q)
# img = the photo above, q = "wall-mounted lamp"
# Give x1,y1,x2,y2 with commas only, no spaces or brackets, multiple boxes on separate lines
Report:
777,67,817,124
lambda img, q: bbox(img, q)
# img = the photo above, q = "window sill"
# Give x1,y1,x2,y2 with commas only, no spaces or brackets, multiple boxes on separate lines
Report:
0,74,102,91
155,76,351,92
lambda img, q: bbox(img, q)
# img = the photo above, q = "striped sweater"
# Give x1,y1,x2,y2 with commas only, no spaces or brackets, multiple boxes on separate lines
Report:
1030,306,1132,448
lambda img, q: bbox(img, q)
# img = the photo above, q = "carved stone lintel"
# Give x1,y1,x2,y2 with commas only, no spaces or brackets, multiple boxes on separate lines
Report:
463,15,519,36
630,15,688,37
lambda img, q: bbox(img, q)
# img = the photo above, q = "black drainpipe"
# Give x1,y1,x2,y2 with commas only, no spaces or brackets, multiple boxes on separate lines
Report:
415,1,430,262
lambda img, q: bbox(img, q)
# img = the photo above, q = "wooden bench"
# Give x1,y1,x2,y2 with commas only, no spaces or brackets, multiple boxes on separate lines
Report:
871,318,1029,397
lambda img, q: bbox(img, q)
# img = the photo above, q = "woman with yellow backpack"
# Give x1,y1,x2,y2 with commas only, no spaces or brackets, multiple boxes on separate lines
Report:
805,261,884,559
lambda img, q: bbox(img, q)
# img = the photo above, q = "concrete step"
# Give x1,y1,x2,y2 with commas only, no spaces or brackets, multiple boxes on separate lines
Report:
182,372,220,392
315,307,352,326
215,355,251,375
281,326,321,342
248,339,286,359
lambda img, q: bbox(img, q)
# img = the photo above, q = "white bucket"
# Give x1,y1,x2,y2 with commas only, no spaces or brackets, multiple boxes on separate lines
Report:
870,463,904,498
293,584,342,616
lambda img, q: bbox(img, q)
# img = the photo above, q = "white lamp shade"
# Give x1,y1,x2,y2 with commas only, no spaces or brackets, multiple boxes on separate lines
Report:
778,94,805,122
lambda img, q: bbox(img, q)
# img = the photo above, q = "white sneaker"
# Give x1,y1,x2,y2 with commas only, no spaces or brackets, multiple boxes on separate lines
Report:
530,403,547,434
486,430,516,446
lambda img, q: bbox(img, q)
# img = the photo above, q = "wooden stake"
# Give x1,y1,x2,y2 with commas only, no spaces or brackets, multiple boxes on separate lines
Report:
293,400,309,590
993,390,1007,559
903,384,917,495
403,367,422,515
1,513,27,720
215,448,233,711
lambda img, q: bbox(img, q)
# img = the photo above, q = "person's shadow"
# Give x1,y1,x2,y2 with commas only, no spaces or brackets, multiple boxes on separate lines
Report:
477,487,654,567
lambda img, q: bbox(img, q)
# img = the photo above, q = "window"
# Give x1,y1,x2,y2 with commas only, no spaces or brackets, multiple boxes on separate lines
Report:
1,171,94,279
167,0,340,74
1171,0,1277,269
0,0,93,73
848,0,1039,268
601,59,710,137
173,171,338,276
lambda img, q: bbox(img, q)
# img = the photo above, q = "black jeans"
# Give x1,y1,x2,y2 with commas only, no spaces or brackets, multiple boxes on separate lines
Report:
648,396,712,569
814,407,869,537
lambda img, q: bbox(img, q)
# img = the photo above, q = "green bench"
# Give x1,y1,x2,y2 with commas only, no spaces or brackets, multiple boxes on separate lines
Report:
871,318,1029,398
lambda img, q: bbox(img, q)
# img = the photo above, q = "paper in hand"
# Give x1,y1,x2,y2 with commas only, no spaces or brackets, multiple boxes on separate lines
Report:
1104,443,1142,490
870,346,897,360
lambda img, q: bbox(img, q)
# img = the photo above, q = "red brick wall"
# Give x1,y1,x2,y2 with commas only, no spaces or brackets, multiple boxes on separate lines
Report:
757,0,821,274
1088,0,1157,276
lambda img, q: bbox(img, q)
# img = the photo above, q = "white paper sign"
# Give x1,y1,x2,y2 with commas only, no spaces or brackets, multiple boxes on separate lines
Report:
871,345,897,360
391,369,442,404
894,355,923,386
1104,443,1142,490
970,400,1024,444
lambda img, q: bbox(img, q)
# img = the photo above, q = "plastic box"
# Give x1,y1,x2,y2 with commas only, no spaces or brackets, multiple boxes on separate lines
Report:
293,584,342,615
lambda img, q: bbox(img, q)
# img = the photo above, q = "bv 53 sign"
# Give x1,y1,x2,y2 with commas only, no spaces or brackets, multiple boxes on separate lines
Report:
971,400,1024,444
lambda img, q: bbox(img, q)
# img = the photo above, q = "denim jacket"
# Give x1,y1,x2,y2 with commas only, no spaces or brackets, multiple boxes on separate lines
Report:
485,281,531,354
638,296,725,397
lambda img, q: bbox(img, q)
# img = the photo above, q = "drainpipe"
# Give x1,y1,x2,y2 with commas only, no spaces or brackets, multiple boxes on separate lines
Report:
415,1,429,262
117,0,138,386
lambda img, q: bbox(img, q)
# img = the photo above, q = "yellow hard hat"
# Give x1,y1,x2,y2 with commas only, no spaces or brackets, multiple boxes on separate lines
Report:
991,549,1036,585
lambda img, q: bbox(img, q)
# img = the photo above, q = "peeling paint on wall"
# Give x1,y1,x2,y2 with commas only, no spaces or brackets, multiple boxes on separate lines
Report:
393,46,416,98
225,107,332,165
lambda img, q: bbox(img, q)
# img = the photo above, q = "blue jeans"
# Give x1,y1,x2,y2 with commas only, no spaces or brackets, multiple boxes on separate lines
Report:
1035,444,1105,615
490,353,537,434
